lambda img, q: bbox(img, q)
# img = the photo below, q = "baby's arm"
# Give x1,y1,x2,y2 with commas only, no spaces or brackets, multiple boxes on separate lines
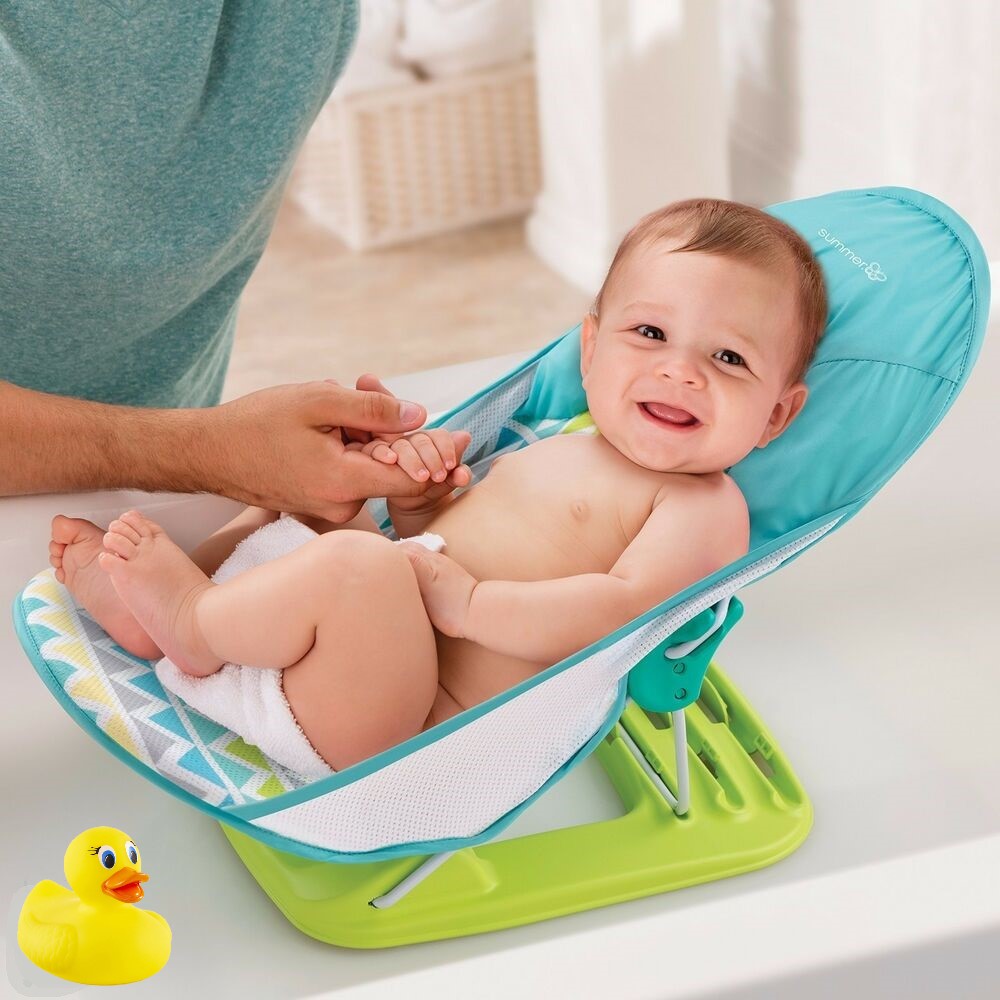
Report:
285,429,473,537
379,429,472,537
460,477,749,663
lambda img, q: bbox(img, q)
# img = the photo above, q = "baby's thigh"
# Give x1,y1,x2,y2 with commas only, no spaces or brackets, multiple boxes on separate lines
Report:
281,530,439,770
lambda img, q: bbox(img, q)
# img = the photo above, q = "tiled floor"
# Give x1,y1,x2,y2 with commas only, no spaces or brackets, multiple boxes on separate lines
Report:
222,193,592,402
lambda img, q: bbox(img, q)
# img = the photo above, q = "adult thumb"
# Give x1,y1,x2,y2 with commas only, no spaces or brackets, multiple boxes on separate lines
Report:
321,382,426,433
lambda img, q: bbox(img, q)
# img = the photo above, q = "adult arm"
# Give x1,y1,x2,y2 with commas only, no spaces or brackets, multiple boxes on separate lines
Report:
0,380,210,496
0,377,439,522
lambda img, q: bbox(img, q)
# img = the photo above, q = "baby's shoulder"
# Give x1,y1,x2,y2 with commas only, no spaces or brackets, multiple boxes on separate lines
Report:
655,469,744,501
652,471,750,540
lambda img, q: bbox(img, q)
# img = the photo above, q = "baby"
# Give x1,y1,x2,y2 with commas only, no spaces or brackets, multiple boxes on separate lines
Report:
49,197,827,776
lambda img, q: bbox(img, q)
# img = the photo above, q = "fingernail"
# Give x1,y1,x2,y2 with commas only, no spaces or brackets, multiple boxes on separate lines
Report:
433,471,446,482
400,402,422,422
445,460,455,469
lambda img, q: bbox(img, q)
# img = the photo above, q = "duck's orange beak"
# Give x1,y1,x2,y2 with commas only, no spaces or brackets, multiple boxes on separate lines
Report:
101,866,149,903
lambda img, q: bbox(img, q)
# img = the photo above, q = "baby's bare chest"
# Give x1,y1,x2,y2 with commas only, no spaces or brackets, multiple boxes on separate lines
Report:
427,436,663,580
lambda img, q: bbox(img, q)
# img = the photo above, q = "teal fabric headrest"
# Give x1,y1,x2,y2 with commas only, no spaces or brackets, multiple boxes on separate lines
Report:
518,186,990,549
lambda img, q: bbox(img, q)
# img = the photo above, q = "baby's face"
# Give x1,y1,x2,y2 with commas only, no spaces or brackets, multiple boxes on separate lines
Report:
581,242,809,474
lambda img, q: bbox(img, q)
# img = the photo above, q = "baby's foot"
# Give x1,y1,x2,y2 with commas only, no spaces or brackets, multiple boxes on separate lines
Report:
97,511,223,677
50,515,164,660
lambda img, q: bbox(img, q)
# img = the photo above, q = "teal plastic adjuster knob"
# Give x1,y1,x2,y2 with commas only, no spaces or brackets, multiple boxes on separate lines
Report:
628,596,744,712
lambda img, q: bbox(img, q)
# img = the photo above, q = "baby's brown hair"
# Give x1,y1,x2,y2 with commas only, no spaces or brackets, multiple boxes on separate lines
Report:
590,198,828,387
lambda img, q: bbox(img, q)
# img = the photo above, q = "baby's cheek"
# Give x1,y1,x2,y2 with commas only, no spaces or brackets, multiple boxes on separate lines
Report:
588,379,627,429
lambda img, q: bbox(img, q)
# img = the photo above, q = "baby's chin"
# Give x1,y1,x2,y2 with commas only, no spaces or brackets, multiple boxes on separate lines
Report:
598,426,689,473
600,425,742,476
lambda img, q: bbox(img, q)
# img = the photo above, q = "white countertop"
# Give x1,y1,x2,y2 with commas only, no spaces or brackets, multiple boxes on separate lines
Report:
3,341,1000,999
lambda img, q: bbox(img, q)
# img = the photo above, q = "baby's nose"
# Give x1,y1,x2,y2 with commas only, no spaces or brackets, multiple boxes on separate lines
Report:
656,353,706,385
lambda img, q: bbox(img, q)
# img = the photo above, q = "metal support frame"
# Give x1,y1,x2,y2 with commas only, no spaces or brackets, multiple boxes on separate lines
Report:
370,851,457,909
369,704,694,909
666,596,732,659
616,704,689,814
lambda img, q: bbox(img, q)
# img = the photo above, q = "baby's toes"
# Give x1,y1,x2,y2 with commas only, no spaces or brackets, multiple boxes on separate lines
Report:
103,528,138,561
48,542,66,581
119,509,160,538
50,514,82,546
108,518,141,545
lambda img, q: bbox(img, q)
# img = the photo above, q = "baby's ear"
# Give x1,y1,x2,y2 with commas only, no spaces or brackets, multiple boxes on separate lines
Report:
757,382,808,448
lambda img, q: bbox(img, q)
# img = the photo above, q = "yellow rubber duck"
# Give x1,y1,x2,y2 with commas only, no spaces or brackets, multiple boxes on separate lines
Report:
17,826,171,985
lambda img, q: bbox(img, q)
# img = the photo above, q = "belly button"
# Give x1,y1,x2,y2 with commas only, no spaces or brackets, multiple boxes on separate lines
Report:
571,499,589,520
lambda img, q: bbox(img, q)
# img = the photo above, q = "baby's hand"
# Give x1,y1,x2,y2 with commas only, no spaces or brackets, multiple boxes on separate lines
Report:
355,428,470,484
397,544,478,639
357,429,473,512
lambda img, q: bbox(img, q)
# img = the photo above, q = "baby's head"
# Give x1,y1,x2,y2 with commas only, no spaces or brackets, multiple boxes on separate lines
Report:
581,198,827,474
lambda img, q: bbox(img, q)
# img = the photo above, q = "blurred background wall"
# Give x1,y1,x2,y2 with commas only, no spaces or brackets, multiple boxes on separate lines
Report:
223,0,998,402
723,0,998,249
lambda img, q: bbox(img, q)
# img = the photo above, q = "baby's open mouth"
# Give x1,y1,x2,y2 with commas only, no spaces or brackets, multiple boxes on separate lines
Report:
639,401,701,429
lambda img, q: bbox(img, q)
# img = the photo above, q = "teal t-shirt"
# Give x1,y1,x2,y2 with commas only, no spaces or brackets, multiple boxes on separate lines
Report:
0,0,358,407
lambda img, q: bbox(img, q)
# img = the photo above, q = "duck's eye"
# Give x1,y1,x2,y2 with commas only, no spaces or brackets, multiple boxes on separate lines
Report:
98,846,116,869
125,840,138,866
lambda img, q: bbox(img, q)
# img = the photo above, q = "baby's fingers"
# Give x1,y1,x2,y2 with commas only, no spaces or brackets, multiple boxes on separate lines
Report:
421,428,470,476
390,438,431,482
412,464,472,503
407,432,448,483
450,430,472,462
447,463,472,488
360,439,398,465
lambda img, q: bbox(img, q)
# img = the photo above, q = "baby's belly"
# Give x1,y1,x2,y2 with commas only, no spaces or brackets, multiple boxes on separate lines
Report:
421,484,613,718
428,633,547,726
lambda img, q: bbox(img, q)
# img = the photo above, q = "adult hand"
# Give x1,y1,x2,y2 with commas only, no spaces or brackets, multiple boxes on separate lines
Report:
206,377,439,522
340,373,410,446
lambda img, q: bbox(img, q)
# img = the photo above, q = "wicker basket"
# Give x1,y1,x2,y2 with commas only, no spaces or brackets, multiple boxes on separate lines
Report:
290,59,542,251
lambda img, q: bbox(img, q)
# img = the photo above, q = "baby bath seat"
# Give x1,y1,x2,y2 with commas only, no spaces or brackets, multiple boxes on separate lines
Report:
13,187,990,948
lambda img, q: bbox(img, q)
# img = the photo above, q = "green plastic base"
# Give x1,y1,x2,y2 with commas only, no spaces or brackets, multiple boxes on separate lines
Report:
222,661,812,949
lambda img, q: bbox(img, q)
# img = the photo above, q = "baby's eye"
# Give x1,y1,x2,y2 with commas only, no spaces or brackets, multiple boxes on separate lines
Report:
635,324,664,341
715,349,745,367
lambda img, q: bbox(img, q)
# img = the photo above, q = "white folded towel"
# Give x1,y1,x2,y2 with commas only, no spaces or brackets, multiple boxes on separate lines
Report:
211,514,318,585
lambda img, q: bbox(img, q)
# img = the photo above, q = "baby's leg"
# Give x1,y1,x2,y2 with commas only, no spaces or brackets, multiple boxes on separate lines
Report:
101,515,438,770
51,505,282,660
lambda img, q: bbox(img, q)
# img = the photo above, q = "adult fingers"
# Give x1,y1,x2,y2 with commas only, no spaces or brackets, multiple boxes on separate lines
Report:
346,375,413,445
334,448,431,501
316,381,426,435
355,372,392,396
